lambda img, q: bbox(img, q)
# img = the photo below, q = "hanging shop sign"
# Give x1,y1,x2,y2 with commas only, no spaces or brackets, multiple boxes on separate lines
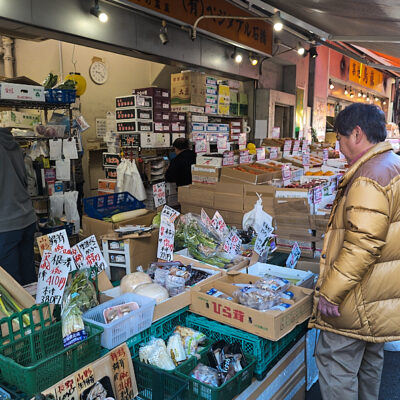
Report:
349,59,384,92
126,0,273,55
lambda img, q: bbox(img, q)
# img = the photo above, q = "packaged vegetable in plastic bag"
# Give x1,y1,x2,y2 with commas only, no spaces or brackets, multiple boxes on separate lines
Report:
242,194,273,234
165,274,186,297
61,269,98,348
139,338,175,370
255,275,290,293
174,326,206,356
233,286,279,311
191,363,221,387
167,333,187,363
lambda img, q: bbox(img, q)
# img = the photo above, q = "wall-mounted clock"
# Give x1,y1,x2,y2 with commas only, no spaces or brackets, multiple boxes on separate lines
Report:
89,60,108,85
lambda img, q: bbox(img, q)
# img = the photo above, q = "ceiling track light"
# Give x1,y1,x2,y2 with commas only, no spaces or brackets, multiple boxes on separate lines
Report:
308,46,318,59
383,100,387,105
344,86,349,95
363,92,367,98
297,42,305,56
329,79,334,90
358,91,362,97
90,0,108,22
366,94,370,101
375,96,380,102
272,11,283,32
249,53,258,66
159,20,168,45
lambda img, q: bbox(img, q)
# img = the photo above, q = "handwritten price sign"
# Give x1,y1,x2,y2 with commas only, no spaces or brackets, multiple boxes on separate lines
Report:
212,211,229,238
254,221,274,256
223,231,242,256
286,242,301,269
76,235,108,275
161,205,180,223
153,182,166,208
157,216,175,261
37,229,71,257
36,250,72,304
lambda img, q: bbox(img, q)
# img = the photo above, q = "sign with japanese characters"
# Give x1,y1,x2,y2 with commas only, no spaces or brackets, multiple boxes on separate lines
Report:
283,140,292,157
282,165,292,187
71,245,88,269
254,221,274,256
110,345,135,400
323,148,329,162
349,59,384,92
256,147,266,161
195,136,207,153
157,216,175,261
223,151,234,166
212,211,229,237
201,208,213,228
161,205,180,222
239,150,250,164
223,231,242,256
153,181,166,208
53,376,77,400
269,148,278,160
126,0,273,55
286,242,301,269
76,235,107,274
36,250,72,304
217,134,228,151
37,229,71,257
292,140,300,156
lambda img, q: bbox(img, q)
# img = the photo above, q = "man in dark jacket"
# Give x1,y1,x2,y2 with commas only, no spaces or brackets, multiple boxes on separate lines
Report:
166,138,196,187
0,128,37,285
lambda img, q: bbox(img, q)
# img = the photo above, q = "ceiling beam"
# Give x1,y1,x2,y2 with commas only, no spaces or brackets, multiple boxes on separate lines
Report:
330,35,400,43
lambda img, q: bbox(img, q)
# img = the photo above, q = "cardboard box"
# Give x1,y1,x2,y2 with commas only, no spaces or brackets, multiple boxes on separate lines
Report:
0,111,41,128
101,259,222,322
190,272,313,340
243,184,276,213
82,211,156,239
196,156,223,168
216,209,244,227
214,182,244,212
276,237,315,258
191,164,221,185
178,185,215,208
171,104,204,113
171,71,206,106
132,87,170,98
102,229,159,274
221,165,277,185
0,82,45,102
98,179,116,191
205,104,218,114
296,259,320,275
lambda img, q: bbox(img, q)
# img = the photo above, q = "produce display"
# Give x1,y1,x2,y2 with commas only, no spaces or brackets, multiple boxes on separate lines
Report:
132,283,169,304
0,283,30,326
304,170,335,176
103,302,140,324
139,326,207,370
191,341,247,387
233,166,262,175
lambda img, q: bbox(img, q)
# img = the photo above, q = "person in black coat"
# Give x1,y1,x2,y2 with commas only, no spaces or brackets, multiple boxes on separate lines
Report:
165,138,196,187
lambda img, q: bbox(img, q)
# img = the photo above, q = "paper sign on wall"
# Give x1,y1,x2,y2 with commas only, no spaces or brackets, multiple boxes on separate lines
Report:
223,151,234,166
217,135,228,150
282,165,292,187
254,221,274,255
283,140,292,156
36,250,72,304
157,216,175,261
269,148,278,160
153,182,166,208
195,136,207,153
256,147,266,161
223,231,242,256
286,242,301,268
238,133,247,146
76,235,108,274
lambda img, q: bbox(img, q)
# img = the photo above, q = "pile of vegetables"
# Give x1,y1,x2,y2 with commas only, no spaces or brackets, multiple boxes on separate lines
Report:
42,72,76,91
0,284,30,327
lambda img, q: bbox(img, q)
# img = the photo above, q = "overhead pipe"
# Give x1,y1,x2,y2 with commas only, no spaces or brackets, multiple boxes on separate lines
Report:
2,36,14,78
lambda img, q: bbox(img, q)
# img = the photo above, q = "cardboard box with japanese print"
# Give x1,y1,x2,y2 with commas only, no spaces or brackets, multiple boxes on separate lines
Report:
191,164,221,185
41,343,138,400
190,272,313,341
220,165,278,185
100,256,222,322
276,237,315,258
171,71,206,106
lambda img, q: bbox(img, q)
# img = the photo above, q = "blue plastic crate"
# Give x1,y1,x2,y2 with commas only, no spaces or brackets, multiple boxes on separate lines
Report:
84,192,145,220
45,89,76,104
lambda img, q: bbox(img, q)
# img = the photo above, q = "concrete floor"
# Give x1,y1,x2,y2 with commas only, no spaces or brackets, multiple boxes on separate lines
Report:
305,350,400,400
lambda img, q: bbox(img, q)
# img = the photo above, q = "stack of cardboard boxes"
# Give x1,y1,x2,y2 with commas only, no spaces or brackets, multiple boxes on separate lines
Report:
205,76,218,114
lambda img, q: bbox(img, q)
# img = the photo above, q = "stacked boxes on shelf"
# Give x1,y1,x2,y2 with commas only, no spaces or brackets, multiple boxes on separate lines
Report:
217,84,230,115
170,111,186,143
238,92,249,116
205,76,218,114
171,70,206,107
100,152,121,195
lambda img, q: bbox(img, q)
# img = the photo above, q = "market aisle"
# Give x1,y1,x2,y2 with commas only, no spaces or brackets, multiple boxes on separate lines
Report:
306,350,400,400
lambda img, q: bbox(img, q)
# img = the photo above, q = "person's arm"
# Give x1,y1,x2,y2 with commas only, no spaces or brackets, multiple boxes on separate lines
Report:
320,178,390,305
165,158,178,183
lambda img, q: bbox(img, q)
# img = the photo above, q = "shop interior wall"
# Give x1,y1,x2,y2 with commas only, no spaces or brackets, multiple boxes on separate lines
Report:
13,38,181,196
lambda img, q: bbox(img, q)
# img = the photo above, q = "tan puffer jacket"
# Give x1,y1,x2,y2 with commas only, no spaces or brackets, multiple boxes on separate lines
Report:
309,141,400,342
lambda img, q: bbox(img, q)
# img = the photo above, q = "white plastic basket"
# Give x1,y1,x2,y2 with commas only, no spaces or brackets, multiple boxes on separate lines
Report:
83,292,156,349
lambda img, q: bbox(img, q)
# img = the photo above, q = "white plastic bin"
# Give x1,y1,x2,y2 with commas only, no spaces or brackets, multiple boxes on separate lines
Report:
83,292,155,349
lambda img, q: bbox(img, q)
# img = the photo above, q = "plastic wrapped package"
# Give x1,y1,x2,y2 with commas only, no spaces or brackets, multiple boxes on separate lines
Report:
50,193,64,219
61,269,98,348
165,274,186,297
64,191,80,234
167,333,187,363
139,338,175,371
174,326,206,356
191,363,221,387
255,275,290,293
233,286,279,311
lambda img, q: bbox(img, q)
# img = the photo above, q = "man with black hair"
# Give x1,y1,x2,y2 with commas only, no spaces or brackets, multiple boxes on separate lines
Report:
309,103,400,399
165,138,196,187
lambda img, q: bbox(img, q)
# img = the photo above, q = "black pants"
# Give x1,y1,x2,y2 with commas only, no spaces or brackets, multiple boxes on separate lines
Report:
0,222,36,285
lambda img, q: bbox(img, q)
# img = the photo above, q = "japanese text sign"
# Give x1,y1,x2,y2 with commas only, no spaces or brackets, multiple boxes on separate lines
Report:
223,231,242,256
269,148,278,160
75,367,95,395
201,208,213,228
254,221,274,256
54,376,77,400
157,216,175,261
76,235,107,274
212,211,229,237
292,140,300,156
302,153,310,167
256,147,266,161
110,345,135,400
217,135,228,150
286,242,301,269
239,150,250,164
349,59,383,91
282,165,292,187
223,151,235,166
323,148,329,161
37,229,71,257
161,205,180,223
36,250,71,304
153,182,166,208
283,140,292,156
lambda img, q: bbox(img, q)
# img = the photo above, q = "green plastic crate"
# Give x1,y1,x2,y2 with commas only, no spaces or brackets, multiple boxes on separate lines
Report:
133,359,187,400
175,352,256,400
0,318,103,396
186,314,307,380
126,307,190,359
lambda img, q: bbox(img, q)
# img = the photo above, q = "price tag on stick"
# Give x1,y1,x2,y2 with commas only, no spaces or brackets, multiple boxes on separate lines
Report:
286,242,302,268
254,221,274,256
153,182,166,208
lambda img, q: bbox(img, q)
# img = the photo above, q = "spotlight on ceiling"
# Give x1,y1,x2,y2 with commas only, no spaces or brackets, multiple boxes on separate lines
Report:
383,100,387,105
249,53,258,66
344,86,349,95
308,46,318,58
366,93,370,101
375,96,380,102
362,92,367,98
358,91,362,98
297,43,305,56
159,20,168,45
329,79,334,90
272,12,283,32
90,0,108,22
232,49,243,64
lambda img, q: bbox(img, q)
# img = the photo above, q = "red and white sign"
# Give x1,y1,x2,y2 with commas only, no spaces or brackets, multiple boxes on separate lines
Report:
283,140,292,157
223,151,235,166
269,148,278,160
256,147,266,161
153,182,166,208
76,235,107,274
282,165,292,187
223,231,242,256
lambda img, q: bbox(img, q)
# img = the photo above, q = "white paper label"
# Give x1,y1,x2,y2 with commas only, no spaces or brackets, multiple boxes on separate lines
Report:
256,147,266,161
157,216,175,261
212,211,229,237
153,182,166,208
254,221,274,255
76,235,107,274
286,242,302,268
161,205,180,223
282,165,292,186
223,231,242,256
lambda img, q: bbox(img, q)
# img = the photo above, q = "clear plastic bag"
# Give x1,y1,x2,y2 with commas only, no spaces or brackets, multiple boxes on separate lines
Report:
139,337,175,370
255,275,291,293
167,333,186,363
165,274,186,297
242,194,273,234
233,286,279,311
64,191,80,234
50,193,64,219
174,326,206,356
191,363,221,387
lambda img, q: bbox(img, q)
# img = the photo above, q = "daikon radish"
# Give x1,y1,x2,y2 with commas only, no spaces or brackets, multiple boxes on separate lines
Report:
111,208,148,223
